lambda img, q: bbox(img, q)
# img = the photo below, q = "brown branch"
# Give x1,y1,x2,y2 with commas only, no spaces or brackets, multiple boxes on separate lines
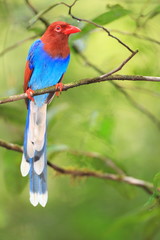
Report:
0,139,156,196
0,139,23,153
100,51,138,78
1,74,160,105
48,161,154,195
0,138,124,175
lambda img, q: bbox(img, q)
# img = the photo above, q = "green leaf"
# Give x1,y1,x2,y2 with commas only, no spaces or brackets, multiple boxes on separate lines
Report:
81,4,131,36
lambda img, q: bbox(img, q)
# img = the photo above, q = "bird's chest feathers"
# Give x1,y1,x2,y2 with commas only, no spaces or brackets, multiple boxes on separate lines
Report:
29,44,70,90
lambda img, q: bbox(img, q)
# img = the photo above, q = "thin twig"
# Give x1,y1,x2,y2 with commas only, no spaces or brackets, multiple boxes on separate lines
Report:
67,1,135,53
100,51,138,78
0,139,156,196
0,139,23,152
48,161,155,195
75,52,160,129
1,74,160,105
1,72,160,129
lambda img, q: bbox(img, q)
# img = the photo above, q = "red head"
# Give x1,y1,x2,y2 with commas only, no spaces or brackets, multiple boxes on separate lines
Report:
41,21,81,58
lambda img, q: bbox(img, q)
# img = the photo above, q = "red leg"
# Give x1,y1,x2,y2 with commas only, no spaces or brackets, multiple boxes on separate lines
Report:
26,88,35,102
55,82,64,97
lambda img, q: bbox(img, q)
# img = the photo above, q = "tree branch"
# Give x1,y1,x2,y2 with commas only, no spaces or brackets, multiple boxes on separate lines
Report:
0,138,124,175
1,74,160,105
0,138,157,196
0,139,23,152
48,161,154,195
75,51,160,130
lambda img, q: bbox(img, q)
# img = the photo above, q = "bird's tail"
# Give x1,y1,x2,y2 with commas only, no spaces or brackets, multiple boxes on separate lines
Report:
20,101,48,207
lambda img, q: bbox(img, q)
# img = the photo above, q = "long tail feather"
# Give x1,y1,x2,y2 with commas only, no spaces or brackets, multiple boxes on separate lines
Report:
21,101,48,207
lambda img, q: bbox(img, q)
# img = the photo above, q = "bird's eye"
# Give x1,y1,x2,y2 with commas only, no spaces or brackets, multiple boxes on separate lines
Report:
55,25,61,32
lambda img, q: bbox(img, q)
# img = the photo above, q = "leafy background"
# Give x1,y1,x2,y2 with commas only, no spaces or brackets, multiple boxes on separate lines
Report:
0,0,160,239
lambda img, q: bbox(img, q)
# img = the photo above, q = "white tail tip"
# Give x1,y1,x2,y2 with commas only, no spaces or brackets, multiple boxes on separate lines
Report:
30,192,39,207
38,192,48,207
20,154,30,177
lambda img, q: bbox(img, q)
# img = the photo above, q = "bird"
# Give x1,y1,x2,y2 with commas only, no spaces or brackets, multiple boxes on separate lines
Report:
20,21,81,207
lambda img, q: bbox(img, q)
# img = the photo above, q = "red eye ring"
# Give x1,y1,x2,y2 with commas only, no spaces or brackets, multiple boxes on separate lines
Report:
55,25,61,32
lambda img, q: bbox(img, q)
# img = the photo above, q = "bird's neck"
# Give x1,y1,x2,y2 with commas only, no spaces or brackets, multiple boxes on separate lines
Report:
41,34,70,59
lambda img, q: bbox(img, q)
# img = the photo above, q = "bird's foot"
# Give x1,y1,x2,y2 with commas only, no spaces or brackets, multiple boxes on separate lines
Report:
26,88,35,102
55,83,64,97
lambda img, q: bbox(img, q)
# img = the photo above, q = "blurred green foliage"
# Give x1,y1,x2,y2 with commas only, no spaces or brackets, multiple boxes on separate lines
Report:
0,0,160,239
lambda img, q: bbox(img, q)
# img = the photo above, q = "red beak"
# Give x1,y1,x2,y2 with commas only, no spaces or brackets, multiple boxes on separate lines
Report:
64,25,81,35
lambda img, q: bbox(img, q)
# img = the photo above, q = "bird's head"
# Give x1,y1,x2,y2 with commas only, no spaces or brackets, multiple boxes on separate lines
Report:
42,21,81,39
41,21,81,58
52,21,81,35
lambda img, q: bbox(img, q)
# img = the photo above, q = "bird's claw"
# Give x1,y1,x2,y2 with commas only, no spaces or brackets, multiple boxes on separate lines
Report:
26,88,35,102
55,83,64,97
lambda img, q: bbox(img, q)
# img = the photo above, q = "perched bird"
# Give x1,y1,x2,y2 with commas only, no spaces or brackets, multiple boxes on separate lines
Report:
20,21,81,207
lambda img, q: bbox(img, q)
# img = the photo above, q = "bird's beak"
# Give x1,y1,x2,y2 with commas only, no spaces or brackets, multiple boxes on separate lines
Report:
64,25,81,35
